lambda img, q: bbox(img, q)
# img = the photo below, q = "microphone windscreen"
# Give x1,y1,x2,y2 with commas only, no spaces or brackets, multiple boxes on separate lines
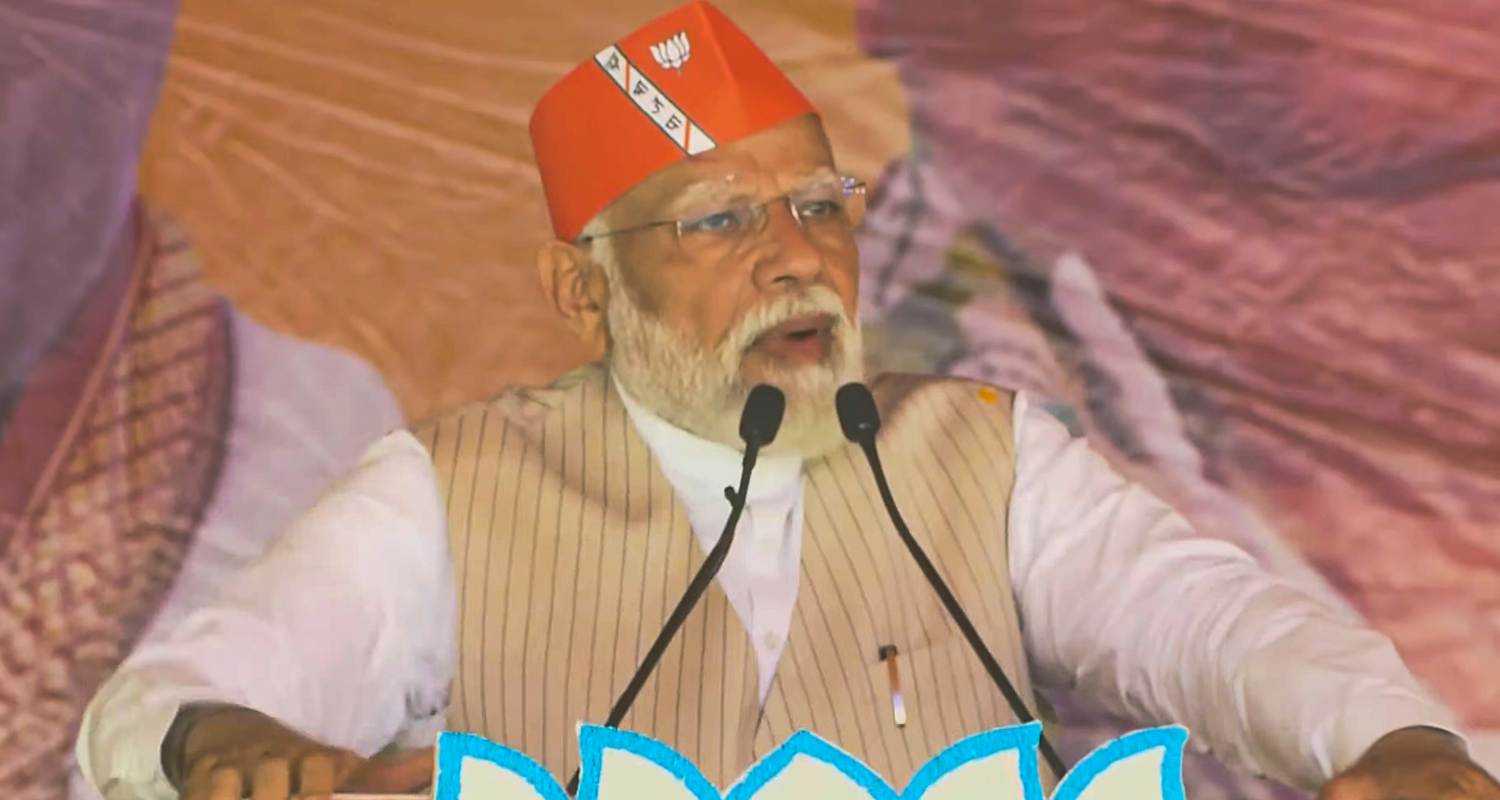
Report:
836,383,881,442
739,384,786,447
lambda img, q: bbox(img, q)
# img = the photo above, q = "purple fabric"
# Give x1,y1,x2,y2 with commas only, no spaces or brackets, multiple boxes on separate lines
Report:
0,0,178,399
854,0,1500,795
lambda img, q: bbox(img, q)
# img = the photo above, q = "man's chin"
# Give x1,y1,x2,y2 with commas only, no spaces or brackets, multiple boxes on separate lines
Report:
731,372,846,458
738,357,841,396
759,402,850,458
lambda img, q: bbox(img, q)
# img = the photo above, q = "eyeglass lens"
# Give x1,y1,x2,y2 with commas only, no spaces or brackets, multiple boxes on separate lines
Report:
675,180,866,259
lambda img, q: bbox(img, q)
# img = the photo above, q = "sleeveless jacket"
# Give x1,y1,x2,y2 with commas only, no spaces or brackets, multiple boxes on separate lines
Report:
414,364,1049,788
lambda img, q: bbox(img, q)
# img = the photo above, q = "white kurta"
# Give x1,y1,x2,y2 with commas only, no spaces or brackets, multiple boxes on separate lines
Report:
76,381,1457,798
71,312,405,800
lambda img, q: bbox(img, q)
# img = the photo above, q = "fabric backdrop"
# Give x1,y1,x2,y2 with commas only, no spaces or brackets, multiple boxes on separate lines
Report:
138,0,909,418
4,1,1497,798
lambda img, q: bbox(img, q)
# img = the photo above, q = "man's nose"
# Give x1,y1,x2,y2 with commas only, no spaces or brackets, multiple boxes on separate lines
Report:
749,200,824,291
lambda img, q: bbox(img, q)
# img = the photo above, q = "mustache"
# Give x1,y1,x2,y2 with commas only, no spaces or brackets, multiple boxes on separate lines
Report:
719,287,850,357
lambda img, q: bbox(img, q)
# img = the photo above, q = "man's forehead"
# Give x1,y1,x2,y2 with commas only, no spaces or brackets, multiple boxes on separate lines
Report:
666,165,840,206
609,117,838,217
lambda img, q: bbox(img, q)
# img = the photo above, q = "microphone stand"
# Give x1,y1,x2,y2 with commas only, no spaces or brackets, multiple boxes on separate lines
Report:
565,386,783,796
837,383,1068,780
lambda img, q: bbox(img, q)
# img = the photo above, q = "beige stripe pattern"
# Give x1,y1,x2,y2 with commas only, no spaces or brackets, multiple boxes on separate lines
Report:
415,365,1051,789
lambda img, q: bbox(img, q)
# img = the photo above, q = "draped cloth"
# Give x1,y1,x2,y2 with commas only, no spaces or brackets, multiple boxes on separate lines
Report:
0,205,233,800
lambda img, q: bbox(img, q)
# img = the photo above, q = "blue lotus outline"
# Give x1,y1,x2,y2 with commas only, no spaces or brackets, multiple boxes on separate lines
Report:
576,724,722,800
433,731,569,800
903,721,1047,800
435,723,1189,800
1050,726,1189,800
726,729,896,800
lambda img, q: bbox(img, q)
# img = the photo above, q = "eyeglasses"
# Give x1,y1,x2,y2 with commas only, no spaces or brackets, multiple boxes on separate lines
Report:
578,175,867,259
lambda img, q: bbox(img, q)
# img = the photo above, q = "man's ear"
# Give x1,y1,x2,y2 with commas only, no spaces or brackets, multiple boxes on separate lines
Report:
536,239,609,349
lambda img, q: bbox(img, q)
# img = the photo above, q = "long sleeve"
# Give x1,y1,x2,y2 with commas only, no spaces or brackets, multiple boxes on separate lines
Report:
1006,390,1460,790
75,315,453,800
76,431,454,800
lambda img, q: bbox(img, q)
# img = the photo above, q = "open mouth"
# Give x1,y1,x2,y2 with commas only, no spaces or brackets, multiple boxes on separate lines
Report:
757,313,834,343
749,313,837,363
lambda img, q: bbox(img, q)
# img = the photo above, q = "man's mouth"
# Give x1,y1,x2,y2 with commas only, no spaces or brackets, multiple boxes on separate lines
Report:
748,313,837,364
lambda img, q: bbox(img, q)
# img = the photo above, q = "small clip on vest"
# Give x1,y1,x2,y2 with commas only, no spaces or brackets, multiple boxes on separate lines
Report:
878,644,906,728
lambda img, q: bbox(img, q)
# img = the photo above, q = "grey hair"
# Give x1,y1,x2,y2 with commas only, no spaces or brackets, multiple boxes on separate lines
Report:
577,215,623,284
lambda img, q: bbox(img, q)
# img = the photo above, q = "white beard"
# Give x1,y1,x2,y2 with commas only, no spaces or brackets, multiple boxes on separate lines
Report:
603,271,863,458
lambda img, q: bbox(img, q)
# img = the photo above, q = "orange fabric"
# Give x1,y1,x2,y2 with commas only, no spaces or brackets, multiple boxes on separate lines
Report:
530,1,817,240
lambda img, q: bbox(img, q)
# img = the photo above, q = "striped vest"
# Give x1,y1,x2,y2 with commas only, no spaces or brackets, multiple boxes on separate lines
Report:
415,365,1049,788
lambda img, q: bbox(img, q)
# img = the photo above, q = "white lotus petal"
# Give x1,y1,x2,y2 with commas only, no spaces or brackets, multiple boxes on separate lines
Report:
743,754,876,800
595,748,700,800
458,757,551,800
1069,747,1167,800
912,749,1026,800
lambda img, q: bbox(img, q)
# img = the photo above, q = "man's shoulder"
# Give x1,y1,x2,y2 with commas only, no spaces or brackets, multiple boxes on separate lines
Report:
868,370,1015,420
865,371,1018,453
409,362,607,447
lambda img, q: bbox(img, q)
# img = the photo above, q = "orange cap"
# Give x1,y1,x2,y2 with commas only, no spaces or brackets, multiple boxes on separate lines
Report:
530,1,817,241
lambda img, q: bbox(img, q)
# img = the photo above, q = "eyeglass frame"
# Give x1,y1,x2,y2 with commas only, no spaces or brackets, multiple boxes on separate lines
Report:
575,174,868,247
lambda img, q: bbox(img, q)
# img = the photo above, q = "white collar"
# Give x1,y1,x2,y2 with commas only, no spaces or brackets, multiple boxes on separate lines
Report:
612,374,804,506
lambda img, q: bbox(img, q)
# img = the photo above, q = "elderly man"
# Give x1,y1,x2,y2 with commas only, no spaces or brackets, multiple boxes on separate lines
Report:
78,2,1498,799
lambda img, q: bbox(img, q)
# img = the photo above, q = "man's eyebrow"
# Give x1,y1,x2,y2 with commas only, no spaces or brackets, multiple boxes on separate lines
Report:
662,167,840,213
662,179,755,213
789,166,840,189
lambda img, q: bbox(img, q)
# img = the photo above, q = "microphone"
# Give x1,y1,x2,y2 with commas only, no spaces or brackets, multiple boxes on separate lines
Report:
739,383,787,452
566,384,786,796
835,382,1068,780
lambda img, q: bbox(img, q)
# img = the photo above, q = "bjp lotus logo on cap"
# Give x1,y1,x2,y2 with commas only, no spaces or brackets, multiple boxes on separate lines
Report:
652,31,692,71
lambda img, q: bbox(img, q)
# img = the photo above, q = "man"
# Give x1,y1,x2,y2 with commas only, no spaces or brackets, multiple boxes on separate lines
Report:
0,5,402,798
77,3,1499,798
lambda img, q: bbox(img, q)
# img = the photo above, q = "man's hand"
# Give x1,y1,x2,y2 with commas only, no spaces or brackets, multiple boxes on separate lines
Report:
170,704,433,800
1320,726,1500,800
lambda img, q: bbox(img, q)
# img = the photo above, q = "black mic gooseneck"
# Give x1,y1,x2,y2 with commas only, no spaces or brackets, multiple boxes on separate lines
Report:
835,382,1068,780
566,385,786,796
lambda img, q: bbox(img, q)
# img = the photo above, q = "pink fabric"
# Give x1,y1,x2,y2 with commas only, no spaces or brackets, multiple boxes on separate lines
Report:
854,1,1499,793
6,0,1497,796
